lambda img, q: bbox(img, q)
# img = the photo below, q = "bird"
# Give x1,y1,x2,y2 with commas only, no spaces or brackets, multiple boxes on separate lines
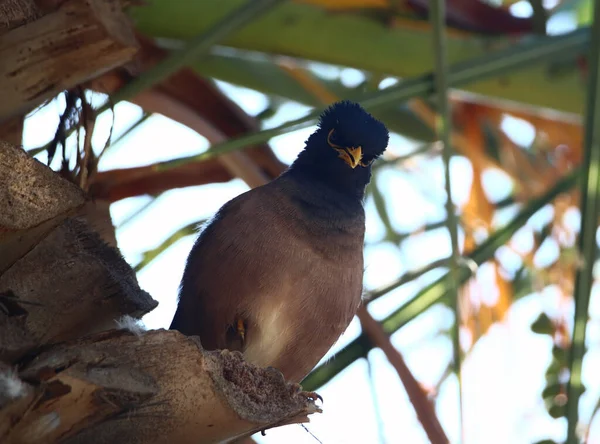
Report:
170,100,389,383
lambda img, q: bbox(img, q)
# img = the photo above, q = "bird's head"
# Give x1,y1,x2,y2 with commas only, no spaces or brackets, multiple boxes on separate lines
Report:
290,100,389,198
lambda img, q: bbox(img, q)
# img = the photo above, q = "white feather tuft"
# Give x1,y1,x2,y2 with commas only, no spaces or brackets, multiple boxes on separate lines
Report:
115,315,147,336
0,369,28,400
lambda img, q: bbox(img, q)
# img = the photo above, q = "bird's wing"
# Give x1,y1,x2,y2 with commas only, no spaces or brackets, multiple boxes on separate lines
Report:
171,184,299,349
171,181,365,381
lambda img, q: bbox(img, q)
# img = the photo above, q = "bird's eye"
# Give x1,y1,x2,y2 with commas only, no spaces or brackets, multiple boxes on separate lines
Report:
327,129,340,147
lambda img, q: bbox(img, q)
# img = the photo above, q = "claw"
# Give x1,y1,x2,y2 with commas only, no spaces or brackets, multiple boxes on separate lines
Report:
303,391,323,404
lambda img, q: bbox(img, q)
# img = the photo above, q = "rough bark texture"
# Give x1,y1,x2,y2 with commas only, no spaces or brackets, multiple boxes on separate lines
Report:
0,0,138,120
0,141,320,442
0,141,85,273
0,216,158,362
0,0,41,35
1,330,319,444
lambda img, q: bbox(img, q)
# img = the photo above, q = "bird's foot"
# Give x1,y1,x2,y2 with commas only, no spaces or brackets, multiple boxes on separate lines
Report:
302,391,323,404
290,384,323,404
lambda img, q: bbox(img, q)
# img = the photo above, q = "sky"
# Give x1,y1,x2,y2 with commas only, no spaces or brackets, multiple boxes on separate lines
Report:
20,6,600,441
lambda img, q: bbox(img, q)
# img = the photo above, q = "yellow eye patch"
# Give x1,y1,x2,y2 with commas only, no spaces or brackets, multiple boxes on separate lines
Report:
327,129,363,169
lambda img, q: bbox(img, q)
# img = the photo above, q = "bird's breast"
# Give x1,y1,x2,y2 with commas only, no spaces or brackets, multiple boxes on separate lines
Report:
242,230,364,382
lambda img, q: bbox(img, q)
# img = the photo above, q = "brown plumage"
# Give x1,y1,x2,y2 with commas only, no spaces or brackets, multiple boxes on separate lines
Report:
171,101,389,382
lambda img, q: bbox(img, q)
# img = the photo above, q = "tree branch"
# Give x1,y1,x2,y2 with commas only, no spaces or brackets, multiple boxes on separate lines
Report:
356,305,449,444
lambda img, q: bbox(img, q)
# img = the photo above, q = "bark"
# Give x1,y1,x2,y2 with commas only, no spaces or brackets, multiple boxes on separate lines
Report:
0,216,158,362
0,0,41,35
1,330,319,444
0,0,138,120
0,141,85,273
0,142,320,442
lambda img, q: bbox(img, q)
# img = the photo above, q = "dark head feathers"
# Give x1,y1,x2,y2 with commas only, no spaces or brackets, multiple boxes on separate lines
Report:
288,100,389,199
317,100,389,161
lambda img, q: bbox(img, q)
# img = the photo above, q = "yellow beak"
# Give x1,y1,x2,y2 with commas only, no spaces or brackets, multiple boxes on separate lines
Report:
335,146,363,169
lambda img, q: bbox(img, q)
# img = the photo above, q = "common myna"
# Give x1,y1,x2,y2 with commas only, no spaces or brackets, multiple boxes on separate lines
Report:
171,100,389,383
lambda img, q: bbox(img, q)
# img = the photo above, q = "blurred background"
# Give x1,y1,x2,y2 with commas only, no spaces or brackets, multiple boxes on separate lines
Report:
6,0,600,442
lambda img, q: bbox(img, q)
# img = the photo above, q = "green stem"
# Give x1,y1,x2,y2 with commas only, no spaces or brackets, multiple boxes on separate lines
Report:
566,2,600,442
366,257,452,304
154,28,589,170
302,169,581,391
133,220,203,272
529,0,548,35
430,0,463,438
132,0,587,114
117,194,160,229
101,0,285,112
